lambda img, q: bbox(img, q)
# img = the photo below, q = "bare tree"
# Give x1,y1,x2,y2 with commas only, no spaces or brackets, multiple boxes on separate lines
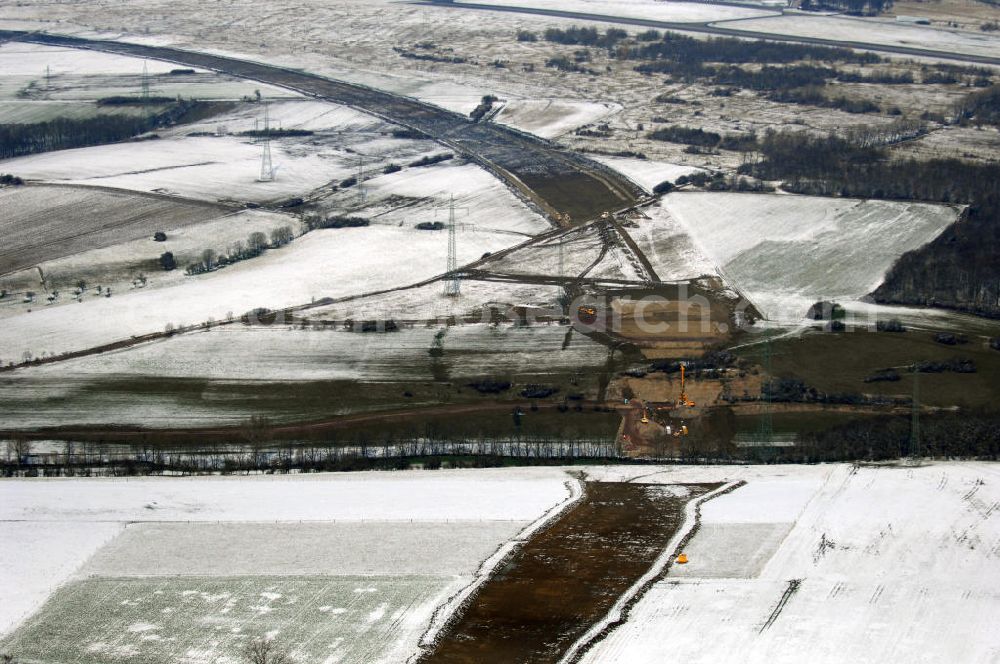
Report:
241,636,293,664
7,438,31,465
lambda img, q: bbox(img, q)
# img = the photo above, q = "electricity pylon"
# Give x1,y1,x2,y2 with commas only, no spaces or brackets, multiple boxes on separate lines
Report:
258,102,274,182
433,195,469,297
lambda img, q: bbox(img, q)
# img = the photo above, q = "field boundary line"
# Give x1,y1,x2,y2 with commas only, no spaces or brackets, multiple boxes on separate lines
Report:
558,479,745,664
413,474,586,657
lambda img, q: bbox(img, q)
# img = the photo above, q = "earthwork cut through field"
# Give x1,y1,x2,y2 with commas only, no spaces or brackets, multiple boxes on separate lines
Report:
420,481,717,663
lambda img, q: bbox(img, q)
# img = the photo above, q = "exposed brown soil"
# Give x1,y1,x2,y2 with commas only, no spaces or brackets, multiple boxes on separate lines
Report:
419,481,717,664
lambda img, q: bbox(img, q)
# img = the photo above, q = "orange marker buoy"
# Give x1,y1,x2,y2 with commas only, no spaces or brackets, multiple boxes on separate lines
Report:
676,553,688,564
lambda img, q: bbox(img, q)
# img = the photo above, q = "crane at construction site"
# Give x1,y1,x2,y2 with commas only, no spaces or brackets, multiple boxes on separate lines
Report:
677,362,696,408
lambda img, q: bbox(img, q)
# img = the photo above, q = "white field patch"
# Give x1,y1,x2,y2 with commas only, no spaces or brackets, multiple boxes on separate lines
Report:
0,43,184,77
359,160,551,237
0,184,227,278
590,156,703,194
0,100,152,123
0,469,572,659
0,208,303,293
310,277,566,321
80,521,528,577
623,205,716,282
580,462,1000,664
0,43,297,103
659,192,960,322
481,223,642,281
0,135,347,204
164,99,386,137
0,469,572,523
0,575,468,664
0,222,520,361
715,13,1000,61
0,324,609,428
0,521,124,636
464,0,777,22
492,99,620,139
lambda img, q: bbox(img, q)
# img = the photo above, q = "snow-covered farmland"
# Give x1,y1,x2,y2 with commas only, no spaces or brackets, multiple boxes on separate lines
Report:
165,99,384,137
80,521,527,577
481,222,644,282
2,135,347,204
3,575,464,664
580,462,1000,664
357,160,550,237
0,100,152,123
715,14,1000,61
309,277,566,322
0,208,302,292
0,469,573,661
0,184,226,276
591,156,703,194
15,322,607,382
623,206,716,282
0,470,570,523
0,323,608,427
0,522,124,636
0,43,182,78
464,0,778,23
0,222,521,359
656,192,960,322
492,99,620,139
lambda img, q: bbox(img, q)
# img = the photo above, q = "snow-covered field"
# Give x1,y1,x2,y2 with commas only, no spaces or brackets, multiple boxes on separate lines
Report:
623,205,716,282
464,0,778,23
0,43,296,103
4,575,464,664
0,470,569,523
0,468,573,657
12,322,607,382
580,462,1000,664
481,222,643,282
0,222,522,360
309,277,566,321
0,184,228,278
0,43,183,78
2,135,352,204
0,208,301,291
492,99,620,139
0,322,607,427
656,192,961,322
591,156,702,194
715,13,1000,61
0,522,124,636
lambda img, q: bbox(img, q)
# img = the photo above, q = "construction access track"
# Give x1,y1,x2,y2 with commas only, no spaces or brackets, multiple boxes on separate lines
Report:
0,30,644,223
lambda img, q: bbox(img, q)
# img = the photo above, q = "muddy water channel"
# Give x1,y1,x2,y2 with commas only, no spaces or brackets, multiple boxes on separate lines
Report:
421,481,718,664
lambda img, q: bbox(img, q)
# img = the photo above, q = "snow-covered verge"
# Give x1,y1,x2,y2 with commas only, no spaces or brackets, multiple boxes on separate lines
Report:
579,462,1000,664
658,192,961,323
0,468,572,650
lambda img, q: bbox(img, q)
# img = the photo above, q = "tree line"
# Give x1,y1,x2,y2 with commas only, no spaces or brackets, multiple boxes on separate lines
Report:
0,99,215,159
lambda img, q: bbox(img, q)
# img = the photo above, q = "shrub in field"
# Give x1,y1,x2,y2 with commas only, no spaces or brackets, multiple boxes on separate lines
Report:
159,252,176,271
652,180,674,195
